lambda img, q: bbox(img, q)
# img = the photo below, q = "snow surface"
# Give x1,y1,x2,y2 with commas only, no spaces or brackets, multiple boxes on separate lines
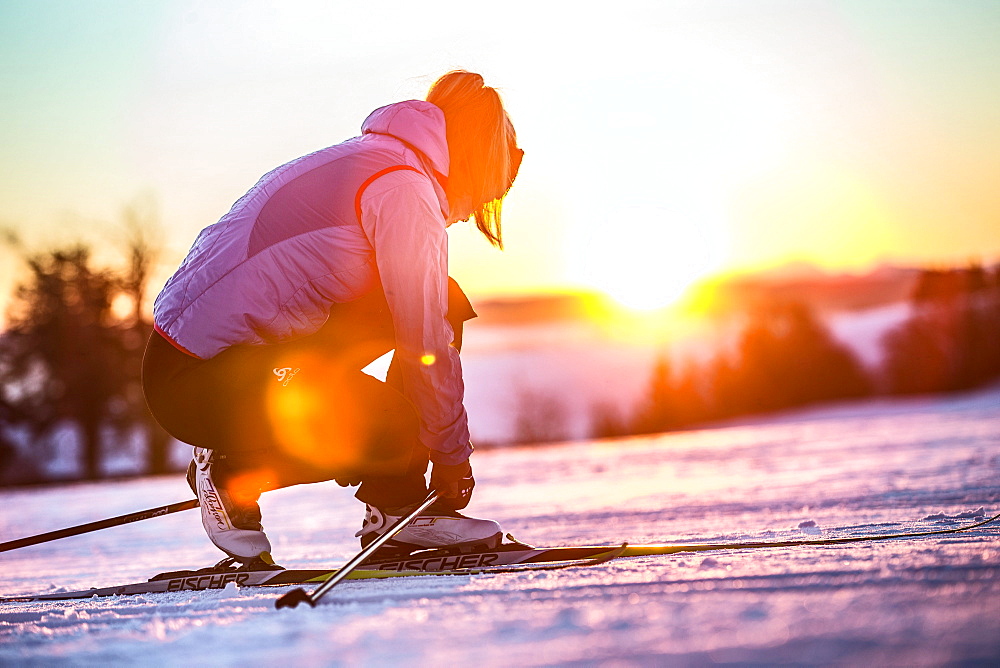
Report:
1,385,999,665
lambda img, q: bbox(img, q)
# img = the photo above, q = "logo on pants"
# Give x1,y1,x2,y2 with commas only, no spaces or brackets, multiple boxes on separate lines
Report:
273,367,300,386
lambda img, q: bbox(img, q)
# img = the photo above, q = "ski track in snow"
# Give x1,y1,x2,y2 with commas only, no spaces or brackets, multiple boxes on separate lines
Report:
1,386,999,665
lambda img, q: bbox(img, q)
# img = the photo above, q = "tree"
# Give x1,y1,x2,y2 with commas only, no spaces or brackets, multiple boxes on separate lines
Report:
632,354,680,434
630,353,711,435
0,204,175,483
709,302,871,417
672,362,710,426
0,246,125,478
883,264,1000,394
589,400,630,439
117,202,173,474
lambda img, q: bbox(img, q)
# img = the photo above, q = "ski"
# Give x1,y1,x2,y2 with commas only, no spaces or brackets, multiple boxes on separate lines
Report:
0,542,627,603
3,511,995,603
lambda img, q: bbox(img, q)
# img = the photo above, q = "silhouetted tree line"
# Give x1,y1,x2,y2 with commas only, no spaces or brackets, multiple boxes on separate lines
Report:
592,262,1000,440
882,264,1000,394
0,207,175,485
3,217,998,476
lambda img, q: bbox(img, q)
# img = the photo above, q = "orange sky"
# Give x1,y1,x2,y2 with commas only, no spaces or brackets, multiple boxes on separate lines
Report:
1,1,998,318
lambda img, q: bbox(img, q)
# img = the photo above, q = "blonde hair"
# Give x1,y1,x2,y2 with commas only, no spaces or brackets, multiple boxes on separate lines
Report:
427,71,521,249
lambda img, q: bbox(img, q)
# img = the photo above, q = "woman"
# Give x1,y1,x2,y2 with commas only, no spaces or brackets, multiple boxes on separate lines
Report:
143,71,522,568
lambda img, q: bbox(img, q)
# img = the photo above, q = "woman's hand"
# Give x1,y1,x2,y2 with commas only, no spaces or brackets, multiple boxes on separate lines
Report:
430,459,475,510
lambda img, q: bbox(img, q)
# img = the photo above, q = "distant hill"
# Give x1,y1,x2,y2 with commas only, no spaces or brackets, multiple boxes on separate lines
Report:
471,265,922,325
472,292,608,325
707,264,922,314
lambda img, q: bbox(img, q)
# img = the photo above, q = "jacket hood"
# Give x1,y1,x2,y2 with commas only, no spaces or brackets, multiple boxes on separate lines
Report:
362,100,449,178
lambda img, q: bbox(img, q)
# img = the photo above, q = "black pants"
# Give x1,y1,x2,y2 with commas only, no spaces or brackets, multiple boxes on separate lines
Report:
142,278,476,509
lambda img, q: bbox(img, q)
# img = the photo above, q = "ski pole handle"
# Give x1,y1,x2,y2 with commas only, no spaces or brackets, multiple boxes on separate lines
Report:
0,499,199,553
276,490,440,609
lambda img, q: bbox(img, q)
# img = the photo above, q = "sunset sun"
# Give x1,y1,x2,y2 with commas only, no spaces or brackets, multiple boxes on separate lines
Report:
570,206,729,311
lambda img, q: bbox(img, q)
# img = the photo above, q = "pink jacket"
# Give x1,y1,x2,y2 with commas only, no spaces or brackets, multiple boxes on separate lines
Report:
153,100,471,464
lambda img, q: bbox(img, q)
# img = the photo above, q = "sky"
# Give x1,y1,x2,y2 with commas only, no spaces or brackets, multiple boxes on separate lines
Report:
1,0,998,316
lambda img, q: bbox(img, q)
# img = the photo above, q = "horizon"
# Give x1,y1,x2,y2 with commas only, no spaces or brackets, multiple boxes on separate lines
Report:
0,248,987,333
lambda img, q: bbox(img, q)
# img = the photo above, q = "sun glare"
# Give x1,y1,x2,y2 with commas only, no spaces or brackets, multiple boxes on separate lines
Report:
569,206,729,312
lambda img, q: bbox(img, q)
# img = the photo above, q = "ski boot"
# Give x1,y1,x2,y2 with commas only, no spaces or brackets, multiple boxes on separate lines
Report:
187,447,274,565
356,501,503,556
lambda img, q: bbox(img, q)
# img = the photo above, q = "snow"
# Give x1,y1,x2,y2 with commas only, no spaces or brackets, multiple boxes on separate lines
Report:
825,301,912,371
1,385,998,665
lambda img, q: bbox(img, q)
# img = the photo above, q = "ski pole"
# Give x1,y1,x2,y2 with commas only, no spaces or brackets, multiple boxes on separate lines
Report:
276,490,440,609
0,499,199,553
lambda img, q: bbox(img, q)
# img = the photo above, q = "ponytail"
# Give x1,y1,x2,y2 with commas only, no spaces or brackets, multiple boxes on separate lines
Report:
427,71,522,248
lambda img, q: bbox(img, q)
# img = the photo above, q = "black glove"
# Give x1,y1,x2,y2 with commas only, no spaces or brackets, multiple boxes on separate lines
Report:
430,459,475,510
